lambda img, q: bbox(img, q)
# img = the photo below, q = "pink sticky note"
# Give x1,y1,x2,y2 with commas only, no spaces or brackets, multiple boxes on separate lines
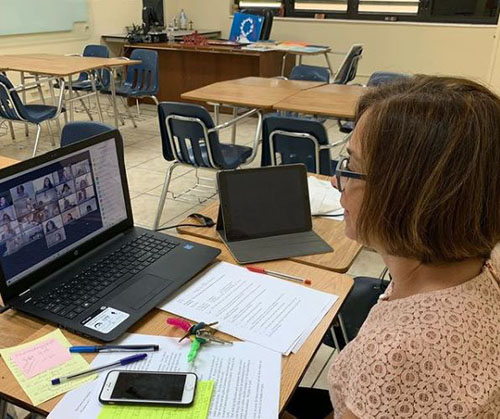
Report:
10,338,72,379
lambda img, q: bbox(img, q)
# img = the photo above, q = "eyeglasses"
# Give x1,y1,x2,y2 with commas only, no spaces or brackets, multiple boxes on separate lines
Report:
335,157,367,192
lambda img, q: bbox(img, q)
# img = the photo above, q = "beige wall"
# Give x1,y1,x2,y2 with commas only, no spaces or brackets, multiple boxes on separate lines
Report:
173,0,500,90
1,0,499,91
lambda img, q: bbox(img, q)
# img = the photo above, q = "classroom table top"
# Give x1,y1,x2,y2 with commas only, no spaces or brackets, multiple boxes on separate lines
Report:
177,174,362,273
181,76,326,109
0,237,353,415
273,83,367,119
0,54,141,77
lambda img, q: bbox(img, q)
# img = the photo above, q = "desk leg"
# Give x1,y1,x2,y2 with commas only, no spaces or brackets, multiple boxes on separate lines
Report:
324,52,334,78
299,55,303,65
48,79,62,134
91,73,104,122
21,72,29,137
281,53,287,77
213,103,219,125
68,75,74,122
110,68,119,128
231,107,237,144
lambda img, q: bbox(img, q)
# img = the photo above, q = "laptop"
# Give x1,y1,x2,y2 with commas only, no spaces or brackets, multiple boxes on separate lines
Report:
0,131,220,342
216,164,332,264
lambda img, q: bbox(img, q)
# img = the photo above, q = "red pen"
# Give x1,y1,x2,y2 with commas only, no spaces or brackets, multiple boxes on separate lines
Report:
246,265,312,285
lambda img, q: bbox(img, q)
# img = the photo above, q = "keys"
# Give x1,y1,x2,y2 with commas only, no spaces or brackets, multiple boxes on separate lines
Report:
195,330,233,345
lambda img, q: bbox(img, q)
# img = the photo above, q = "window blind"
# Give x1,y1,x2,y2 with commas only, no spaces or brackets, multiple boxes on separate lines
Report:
294,0,348,12
358,0,420,14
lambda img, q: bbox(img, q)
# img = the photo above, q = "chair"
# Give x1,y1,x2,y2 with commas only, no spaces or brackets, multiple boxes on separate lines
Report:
239,8,274,40
103,49,159,128
332,44,363,85
338,71,410,133
261,115,346,176
289,64,330,83
153,102,262,230
60,121,114,147
0,73,65,156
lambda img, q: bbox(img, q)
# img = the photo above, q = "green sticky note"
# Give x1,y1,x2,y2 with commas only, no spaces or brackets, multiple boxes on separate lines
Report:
98,380,215,419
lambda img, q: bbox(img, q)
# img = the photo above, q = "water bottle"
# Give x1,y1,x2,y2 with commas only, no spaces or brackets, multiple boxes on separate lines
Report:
179,9,188,30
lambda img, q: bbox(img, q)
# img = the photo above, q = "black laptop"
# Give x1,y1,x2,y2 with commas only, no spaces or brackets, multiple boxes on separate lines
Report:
0,130,220,341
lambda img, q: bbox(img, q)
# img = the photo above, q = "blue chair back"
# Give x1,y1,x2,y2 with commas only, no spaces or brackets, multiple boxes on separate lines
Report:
123,49,159,96
0,74,30,121
289,65,330,83
77,45,110,87
261,115,332,175
367,71,410,87
60,121,114,147
333,44,363,85
158,102,226,169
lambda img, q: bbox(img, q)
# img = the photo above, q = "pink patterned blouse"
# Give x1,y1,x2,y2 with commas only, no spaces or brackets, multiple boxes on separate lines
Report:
328,260,500,419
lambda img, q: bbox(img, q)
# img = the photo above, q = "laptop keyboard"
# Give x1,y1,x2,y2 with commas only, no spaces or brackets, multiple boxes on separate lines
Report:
28,233,179,320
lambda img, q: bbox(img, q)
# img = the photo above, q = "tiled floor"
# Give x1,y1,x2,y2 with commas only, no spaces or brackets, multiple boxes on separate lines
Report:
0,101,386,417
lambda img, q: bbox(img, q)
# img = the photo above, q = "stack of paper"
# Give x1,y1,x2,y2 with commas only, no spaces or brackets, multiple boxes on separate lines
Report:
308,176,344,220
159,262,338,355
0,329,96,406
49,333,281,419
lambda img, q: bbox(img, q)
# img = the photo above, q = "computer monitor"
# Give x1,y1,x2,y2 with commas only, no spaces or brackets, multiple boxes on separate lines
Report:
142,0,164,29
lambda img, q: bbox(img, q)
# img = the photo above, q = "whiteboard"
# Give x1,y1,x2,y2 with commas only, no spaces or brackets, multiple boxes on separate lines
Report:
0,0,88,36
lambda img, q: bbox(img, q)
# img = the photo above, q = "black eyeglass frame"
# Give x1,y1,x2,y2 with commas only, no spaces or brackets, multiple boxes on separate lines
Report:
335,157,367,192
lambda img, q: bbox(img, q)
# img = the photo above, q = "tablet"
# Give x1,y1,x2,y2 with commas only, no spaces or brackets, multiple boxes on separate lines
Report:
217,165,312,242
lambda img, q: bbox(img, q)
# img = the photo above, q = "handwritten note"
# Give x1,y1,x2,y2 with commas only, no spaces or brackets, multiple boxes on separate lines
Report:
98,380,215,419
0,329,96,406
11,338,71,379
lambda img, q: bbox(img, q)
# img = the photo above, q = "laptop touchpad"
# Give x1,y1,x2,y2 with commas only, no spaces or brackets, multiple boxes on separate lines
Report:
112,274,173,310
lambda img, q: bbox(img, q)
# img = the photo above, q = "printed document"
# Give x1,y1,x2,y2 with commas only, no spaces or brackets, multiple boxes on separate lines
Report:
49,333,281,419
159,262,338,354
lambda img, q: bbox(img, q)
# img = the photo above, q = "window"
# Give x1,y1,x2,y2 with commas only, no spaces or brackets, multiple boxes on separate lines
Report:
234,0,500,24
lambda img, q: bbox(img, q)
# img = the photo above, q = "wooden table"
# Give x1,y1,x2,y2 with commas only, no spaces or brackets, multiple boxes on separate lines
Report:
0,54,141,127
181,76,325,110
0,237,353,416
273,84,367,119
177,174,361,273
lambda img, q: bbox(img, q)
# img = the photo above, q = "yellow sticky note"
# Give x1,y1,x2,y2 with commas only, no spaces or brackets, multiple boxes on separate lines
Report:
98,380,215,419
0,329,96,406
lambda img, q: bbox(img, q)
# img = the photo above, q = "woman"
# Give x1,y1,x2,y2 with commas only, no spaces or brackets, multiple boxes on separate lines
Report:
45,220,56,233
2,213,12,225
0,196,9,209
288,76,500,418
42,177,53,190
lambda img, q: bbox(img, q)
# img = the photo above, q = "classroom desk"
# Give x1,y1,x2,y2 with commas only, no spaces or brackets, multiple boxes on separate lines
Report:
0,237,353,416
273,84,367,119
177,174,362,273
181,76,325,110
0,54,141,128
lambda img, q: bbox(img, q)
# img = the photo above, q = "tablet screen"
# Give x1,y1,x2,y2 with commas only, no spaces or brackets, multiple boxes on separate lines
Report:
218,165,312,241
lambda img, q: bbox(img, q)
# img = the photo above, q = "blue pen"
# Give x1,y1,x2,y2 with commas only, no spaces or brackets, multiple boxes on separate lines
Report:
51,353,147,385
69,344,159,353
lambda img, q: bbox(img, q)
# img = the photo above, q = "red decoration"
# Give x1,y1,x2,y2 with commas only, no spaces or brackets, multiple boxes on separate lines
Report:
182,31,209,46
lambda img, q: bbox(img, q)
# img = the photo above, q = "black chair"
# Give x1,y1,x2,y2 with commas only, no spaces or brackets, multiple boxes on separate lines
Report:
239,8,274,40
153,102,261,230
261,115,346,176
338,71,411,133
332,44,363,85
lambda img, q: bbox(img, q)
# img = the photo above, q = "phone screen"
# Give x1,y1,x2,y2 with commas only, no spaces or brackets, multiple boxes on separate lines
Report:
111,372,187,401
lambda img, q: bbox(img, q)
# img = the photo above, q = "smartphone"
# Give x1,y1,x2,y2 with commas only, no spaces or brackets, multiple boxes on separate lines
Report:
99,371,197,406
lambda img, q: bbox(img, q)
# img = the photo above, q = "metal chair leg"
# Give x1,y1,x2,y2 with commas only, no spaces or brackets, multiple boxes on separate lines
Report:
120,96,137,128
153,162,179,231
106,95,125,125
46,120,55,147
7,121,15,141
231,107,237,144
329,325,341,353
150,96,159,106
75,90,93,121
136,98,141,116
32,124,42,157
338,313,350,345
90,73,104,122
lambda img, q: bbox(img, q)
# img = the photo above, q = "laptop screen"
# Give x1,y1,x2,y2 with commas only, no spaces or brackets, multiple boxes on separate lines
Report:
218,165,312,241
0,138,127,286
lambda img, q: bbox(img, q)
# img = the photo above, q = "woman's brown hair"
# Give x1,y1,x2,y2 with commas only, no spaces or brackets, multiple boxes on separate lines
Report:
355,75,500,264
